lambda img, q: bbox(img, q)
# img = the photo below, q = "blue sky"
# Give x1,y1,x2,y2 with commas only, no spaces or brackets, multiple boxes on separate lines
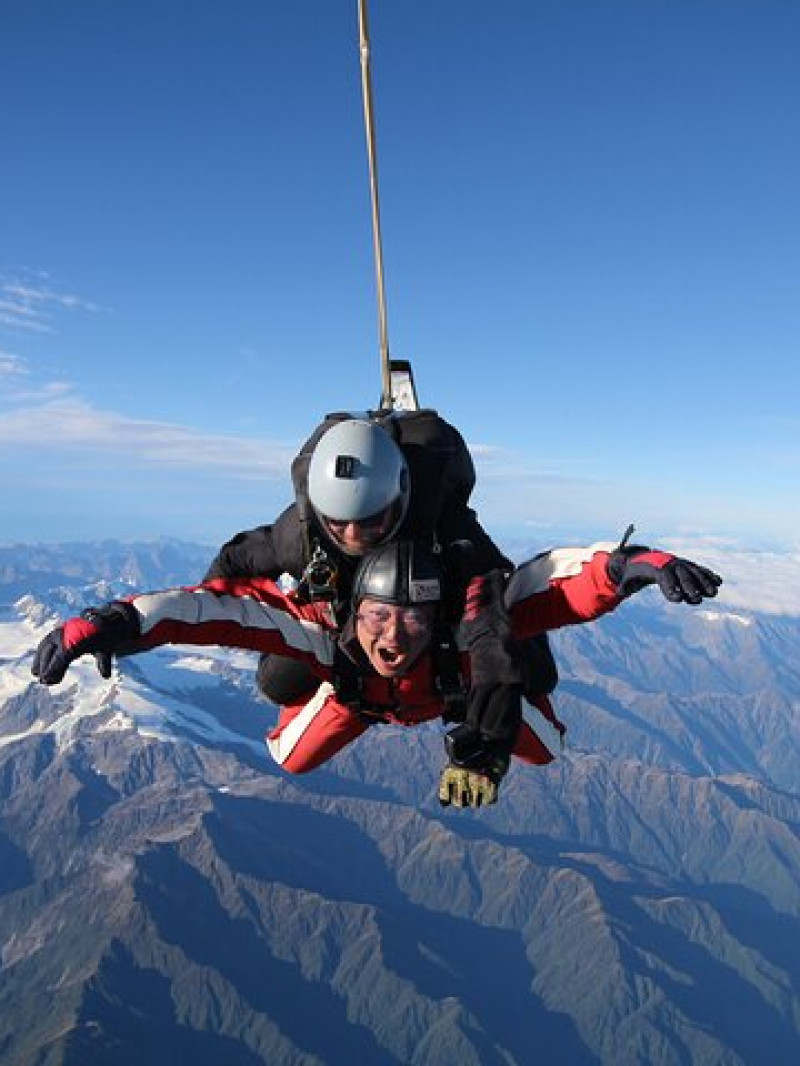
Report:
2,0,798,555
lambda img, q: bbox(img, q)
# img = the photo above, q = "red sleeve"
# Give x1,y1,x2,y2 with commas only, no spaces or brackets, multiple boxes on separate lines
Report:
507,545,622,636
127,578,335,676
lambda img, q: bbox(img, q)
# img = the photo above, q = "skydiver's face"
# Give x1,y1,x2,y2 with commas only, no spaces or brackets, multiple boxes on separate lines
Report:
355,597,436,678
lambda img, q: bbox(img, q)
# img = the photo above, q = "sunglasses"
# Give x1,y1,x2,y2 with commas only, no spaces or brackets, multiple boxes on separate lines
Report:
326,509,390,532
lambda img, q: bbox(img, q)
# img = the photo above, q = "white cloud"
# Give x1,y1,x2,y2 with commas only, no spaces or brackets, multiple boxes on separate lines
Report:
0,273,298,482
664,536,800,618
0,275,100,334
0,349,73,404
0,349,28,377
0,397,296,478
471,443,601,484
468,442,641,542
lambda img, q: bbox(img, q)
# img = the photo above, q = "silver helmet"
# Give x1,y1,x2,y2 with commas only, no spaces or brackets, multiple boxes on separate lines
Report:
307,419,410,555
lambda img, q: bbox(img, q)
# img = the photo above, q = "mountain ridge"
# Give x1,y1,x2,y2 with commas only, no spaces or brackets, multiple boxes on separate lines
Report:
0,540,798,1065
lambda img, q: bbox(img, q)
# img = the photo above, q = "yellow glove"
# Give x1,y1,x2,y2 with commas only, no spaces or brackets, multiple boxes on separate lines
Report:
438,765,501,808
465,769,501,807
438,724,510,809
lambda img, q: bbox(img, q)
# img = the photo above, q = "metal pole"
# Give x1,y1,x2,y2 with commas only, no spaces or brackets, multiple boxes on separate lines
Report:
357,0,393,409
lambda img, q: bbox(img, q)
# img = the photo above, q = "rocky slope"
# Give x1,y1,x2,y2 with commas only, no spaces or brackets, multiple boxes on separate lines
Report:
0,542,797,1065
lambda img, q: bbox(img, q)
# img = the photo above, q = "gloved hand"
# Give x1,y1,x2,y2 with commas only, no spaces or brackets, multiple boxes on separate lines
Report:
438,764,507,808
460,570,523,751
607,547,722,604
31,602,141,685
438,723,510,809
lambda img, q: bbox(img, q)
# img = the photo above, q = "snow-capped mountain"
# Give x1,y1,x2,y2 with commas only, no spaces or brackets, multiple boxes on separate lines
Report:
0,541,798,1065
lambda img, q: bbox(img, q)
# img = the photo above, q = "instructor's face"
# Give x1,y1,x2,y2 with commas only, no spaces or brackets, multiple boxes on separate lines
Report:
326,518,390,554
322,503,398,555
355,598,435,678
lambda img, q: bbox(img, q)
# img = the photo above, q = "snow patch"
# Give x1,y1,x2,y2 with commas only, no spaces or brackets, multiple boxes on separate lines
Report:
0,622,37,660
698,610,753,627
96,711,135,734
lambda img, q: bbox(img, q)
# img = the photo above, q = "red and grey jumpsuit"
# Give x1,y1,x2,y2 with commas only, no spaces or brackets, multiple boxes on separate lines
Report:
126,542,623,774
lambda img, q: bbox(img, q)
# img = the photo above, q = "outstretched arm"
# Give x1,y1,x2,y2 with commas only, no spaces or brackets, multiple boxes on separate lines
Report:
32,577,336,686
438,534,721,810
507,537,722,636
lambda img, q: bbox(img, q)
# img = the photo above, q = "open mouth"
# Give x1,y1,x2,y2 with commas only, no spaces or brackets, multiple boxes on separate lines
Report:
377,647,404,666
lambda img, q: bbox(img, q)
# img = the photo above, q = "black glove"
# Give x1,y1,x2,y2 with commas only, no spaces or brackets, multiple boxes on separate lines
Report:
607,546,723,604
460,570,523,750
32,602,141,685
438,723,511,808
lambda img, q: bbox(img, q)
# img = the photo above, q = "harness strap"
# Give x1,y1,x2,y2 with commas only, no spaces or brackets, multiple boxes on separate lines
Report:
296,540,338,603
431,627,468,723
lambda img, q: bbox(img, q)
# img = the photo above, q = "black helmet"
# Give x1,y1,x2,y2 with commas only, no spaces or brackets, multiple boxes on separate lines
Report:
351,540,443,608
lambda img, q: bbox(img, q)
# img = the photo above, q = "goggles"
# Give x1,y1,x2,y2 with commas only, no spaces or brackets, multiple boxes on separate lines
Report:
355,603,435,637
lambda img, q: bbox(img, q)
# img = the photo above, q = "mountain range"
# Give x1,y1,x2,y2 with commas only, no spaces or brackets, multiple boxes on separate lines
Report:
0,539,798,1065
